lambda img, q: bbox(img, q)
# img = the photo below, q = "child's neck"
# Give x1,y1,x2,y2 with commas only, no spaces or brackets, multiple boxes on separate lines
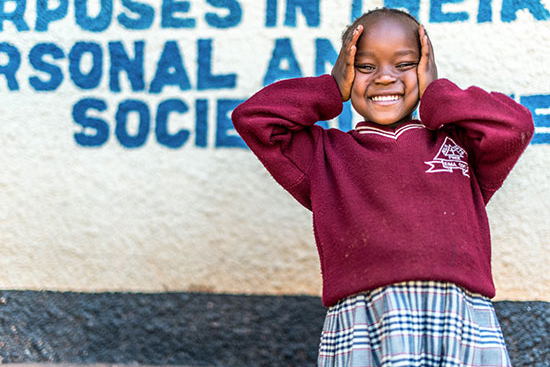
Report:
372,115,414,129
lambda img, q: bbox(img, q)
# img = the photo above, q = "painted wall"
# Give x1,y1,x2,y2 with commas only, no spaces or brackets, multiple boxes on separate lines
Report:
1,0,549,303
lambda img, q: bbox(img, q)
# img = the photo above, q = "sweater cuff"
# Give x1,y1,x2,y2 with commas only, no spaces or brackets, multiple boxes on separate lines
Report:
317,74,345,120
419,78,455,130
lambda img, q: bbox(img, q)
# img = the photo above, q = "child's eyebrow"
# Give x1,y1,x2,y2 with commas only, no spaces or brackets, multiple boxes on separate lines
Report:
355,49,418,57
356,51,375,57
394,49,417,56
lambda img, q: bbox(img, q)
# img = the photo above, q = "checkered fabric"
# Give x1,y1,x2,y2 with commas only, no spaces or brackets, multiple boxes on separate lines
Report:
318,281,511,367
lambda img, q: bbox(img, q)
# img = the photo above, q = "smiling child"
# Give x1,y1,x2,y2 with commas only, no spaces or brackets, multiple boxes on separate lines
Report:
232,8,534,367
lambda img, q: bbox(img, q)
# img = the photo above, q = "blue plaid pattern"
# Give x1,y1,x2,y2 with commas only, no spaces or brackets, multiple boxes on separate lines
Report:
318,281,511,367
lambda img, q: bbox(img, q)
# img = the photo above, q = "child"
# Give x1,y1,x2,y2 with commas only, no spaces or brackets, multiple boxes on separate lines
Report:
232,8,534,367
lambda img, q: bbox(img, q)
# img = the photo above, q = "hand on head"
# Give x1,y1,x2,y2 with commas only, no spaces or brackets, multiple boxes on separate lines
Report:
417,25,438,98
331,25,363,102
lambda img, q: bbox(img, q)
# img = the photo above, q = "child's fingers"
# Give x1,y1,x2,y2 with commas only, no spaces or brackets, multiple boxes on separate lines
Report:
351,25,363,43
346,26,363,66
419,25,430,59
422,25,436,62
332,25,363,101
419,25,430,41
335,25,361,69
344,25,363,47
424,29,435,61
426,34,435,64
345,25,363,56
417,25,438,98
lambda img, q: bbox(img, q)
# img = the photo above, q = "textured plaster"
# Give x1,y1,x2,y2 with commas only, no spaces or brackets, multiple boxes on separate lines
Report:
0,1,549,301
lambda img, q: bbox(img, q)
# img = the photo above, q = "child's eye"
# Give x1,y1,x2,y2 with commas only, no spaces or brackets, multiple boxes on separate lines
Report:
355,64,375,72
396,62,418,69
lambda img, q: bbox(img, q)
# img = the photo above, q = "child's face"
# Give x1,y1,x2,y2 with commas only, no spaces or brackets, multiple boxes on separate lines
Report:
351,17,420,126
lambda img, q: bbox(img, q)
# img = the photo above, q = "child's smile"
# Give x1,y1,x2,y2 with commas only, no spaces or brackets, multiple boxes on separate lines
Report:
368,92,405,107
370,94,402,103
351,16,420,127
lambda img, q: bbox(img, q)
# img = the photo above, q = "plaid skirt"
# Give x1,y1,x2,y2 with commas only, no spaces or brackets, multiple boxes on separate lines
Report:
318,281,511,367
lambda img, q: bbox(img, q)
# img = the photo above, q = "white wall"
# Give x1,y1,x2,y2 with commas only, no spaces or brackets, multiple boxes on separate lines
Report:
1,0,548,300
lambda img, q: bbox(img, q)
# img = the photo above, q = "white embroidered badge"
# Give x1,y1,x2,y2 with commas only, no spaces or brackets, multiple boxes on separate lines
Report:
425,137,470,177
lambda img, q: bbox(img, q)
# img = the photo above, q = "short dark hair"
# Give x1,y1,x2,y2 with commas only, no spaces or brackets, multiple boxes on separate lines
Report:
341,8,420,44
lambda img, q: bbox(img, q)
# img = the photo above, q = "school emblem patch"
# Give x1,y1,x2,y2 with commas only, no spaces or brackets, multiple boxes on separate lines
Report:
425,137,470,177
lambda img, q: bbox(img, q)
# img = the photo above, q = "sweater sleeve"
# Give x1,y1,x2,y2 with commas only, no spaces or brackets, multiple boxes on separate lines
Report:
231,74,343,209
419,78,534,203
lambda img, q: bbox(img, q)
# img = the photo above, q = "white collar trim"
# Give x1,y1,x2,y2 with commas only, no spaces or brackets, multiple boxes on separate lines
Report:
356,123,425,140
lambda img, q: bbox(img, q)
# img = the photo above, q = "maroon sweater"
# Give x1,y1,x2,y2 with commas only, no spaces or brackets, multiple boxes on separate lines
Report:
232,75,534,307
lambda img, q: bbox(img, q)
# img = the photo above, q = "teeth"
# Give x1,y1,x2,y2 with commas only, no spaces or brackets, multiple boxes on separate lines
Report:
371,95,401,102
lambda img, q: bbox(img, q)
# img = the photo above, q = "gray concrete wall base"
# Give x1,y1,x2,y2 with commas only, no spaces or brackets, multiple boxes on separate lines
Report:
0,291,548,367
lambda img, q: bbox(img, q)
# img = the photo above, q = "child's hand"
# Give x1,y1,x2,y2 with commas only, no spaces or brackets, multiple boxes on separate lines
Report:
331,25,363,101
418,25,438,99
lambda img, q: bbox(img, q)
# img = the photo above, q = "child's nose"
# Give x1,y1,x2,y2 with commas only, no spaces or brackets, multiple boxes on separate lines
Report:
374,67,397,84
